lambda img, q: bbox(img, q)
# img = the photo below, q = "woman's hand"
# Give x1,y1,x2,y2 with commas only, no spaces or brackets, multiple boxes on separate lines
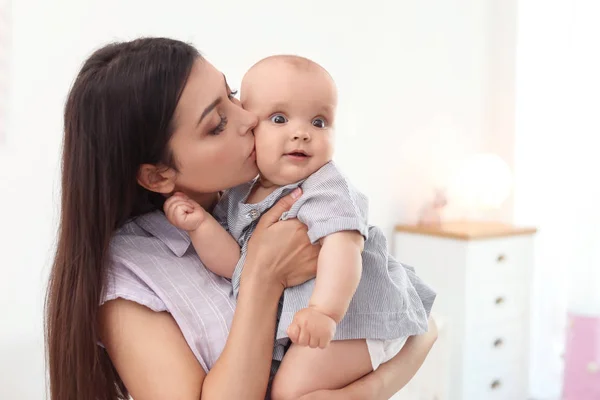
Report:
298,317,439,400
244,187,320,290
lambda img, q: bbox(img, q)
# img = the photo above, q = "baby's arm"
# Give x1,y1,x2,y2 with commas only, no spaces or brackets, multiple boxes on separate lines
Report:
185,212,240,279
310,231,364,322
164,193,239,278
287,230,364,349
287,162,370,348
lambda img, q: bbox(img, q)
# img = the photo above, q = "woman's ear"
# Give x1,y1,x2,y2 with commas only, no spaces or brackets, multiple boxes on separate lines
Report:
137,164,177,194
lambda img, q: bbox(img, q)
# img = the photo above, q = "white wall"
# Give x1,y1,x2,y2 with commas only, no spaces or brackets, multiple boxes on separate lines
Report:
0,0,509,398
514,0,600,397
482,0,518,221
0,0,9,142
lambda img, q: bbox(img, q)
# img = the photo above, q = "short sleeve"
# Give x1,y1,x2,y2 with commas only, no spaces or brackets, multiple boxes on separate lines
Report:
101,257,167,313
296,163,369,244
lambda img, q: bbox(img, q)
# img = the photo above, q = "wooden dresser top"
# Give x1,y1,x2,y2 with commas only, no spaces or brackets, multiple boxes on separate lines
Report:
395,221,537,240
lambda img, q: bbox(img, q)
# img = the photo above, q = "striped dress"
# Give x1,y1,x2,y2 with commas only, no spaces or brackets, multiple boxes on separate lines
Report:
213,161,436,361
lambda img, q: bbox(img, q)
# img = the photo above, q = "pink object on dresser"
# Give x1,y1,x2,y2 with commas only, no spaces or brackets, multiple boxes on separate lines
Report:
562,312,600,399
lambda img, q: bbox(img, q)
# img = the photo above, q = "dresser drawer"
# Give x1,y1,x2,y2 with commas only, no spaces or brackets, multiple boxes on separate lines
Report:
466,236,533,284
463,362,529,400
465,319,528,371
467,279,529,326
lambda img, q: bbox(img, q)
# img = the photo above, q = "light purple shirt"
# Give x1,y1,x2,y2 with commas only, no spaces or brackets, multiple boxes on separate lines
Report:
102,210,235,372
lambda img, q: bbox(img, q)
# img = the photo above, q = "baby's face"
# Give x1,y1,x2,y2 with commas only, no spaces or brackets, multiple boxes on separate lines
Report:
241,60,337,185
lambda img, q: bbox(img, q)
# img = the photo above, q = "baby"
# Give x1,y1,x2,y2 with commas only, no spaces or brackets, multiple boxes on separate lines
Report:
165,55,436,399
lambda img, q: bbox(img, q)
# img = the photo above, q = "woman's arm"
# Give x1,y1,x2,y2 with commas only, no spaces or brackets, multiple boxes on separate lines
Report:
200,271,283,398
98,272,285,400
99,300,206,400
99,188,319,400
298,317,439,400
203,189,319,398
99,280,283,400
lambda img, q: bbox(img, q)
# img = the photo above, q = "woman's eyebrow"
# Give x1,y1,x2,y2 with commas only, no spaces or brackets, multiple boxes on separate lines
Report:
196,75,230,127
197,97,222,127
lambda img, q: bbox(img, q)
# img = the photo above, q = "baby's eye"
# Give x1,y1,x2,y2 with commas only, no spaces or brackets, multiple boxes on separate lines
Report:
312,118,327,128
270,114,288,124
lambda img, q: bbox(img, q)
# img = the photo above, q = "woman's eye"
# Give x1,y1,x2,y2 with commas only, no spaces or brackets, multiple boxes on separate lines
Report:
210,115,228,135
312,118,326,128
228,90,238,101
270,114,288,124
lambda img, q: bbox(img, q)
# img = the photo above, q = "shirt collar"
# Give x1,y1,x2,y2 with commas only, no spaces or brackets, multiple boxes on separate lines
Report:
134,210,192,257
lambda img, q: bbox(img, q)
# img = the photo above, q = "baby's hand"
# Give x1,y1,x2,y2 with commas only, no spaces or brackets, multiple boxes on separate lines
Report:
287,307,337,349
164,192,206,232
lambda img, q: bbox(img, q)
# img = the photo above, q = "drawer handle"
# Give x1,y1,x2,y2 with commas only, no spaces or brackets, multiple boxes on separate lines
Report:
490,379,502,390
493,338,504,348
495,296,505,305
496,254,507,263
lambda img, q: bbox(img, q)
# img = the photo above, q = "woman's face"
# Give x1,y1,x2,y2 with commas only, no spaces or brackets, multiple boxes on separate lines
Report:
168,59,259,197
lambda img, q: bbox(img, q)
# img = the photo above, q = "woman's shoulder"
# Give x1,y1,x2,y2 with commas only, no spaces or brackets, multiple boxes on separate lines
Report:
110,216,153,251
105,214,168,312
110,211,192,258
106,210,235,309
104,210,192,313
104,210,235,371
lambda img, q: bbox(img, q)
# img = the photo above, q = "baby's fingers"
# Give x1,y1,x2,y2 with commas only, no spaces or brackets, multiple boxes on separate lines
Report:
287,323,300,344
176,203,194,217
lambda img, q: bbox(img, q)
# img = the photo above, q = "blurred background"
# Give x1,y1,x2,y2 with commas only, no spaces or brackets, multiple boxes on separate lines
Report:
0,0,598,399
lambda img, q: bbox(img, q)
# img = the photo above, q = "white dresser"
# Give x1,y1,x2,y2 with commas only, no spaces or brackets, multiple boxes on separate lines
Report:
393,221,537,400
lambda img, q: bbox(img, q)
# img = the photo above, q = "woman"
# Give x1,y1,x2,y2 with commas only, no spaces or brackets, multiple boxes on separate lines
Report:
45,37,437,400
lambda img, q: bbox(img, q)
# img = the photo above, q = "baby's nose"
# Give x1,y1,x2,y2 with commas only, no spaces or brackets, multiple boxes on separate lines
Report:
293,130,310,141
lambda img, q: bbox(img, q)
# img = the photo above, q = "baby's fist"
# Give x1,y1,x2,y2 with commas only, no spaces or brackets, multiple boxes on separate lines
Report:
287,307,337,349
164,192,205,232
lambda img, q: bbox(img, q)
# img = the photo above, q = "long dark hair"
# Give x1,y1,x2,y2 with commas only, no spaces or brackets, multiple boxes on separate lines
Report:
45,37,200,400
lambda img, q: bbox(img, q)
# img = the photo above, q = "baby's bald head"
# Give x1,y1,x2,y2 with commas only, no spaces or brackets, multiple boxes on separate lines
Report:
241,55,337,107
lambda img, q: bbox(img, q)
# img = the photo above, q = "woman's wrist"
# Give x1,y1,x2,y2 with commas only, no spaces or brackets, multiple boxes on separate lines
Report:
203,258,286,399
240,256,285,299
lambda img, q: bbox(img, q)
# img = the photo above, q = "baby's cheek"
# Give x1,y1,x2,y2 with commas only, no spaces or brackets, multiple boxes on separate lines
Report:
254,128,278,152
254,140,276,170
320,135,335,159
252,123,269,141
253,135,269,156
